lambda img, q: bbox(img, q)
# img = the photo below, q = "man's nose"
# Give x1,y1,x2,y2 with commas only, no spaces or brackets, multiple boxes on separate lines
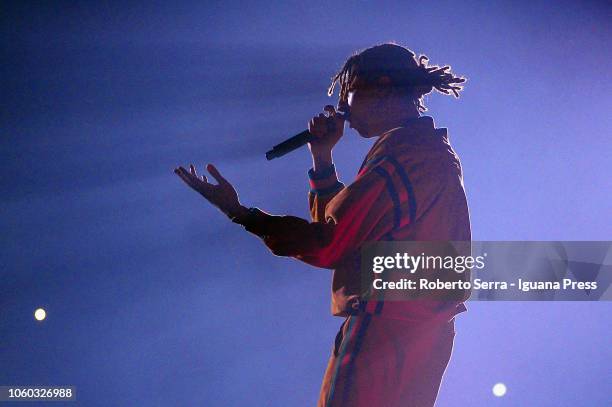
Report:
337,101,351,119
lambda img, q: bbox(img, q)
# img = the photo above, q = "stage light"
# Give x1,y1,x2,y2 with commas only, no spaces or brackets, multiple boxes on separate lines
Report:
492,382,507,397
34,308,46,321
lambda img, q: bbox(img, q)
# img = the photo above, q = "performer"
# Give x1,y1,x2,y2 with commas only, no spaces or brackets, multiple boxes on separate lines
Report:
175,43,470,407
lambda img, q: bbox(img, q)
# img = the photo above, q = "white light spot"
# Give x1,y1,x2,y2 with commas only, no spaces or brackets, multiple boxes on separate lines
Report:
492,382,507,397
34,308,46,321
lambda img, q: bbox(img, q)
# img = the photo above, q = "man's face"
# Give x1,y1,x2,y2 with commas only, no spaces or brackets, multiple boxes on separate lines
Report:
342,76,388,138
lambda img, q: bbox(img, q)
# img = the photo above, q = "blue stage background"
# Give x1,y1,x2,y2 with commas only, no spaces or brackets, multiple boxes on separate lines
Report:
1,1,610,406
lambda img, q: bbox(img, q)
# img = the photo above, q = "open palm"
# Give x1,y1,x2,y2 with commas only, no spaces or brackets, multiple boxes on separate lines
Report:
174,163,243,218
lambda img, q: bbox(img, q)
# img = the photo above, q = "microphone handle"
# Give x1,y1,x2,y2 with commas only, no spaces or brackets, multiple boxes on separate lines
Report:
265,130,312,160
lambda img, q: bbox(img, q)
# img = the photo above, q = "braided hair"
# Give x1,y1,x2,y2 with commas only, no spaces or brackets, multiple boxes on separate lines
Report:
328,43,466,112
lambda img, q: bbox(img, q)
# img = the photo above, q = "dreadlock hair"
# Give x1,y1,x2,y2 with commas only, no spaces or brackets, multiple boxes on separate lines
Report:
328,43,466,112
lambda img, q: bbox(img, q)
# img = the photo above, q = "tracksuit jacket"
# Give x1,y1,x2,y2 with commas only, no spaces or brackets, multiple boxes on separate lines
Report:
234,115,471,406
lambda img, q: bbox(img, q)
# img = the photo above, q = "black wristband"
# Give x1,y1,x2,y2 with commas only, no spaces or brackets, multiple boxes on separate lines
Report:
308,163,336,180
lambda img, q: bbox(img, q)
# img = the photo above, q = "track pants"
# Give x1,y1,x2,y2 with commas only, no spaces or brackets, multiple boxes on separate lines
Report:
317,313,456,407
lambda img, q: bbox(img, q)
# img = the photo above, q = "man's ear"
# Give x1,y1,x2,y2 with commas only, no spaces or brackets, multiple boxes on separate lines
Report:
374,75,394,98
377,75,392,86
372,75,394,106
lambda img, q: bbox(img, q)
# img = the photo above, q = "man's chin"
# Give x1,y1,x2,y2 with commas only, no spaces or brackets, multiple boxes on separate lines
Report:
356,128,373,138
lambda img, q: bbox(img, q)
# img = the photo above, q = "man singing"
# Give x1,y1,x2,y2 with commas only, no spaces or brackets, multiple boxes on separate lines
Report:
175,43,471,407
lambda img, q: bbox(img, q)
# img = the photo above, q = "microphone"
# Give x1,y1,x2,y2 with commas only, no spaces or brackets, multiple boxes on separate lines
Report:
265,111,349,161
265,130,312,160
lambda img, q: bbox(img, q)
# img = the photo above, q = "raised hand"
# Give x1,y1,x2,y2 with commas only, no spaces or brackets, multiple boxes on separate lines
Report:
174,163,246,218
307,104,345,155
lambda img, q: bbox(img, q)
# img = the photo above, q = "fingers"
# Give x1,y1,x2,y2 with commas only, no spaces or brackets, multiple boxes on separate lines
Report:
324,105,336,115
174,164,225,187
309,117,326,137
309,108,341,138
206,163,228,185
175,166,215,196
190,164,207,182
308,118,315,132
175,166,202,186
174,166,194,186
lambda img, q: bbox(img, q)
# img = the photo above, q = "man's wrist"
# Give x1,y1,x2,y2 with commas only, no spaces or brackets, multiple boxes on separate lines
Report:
311,149,333,172
229,206,270,238
226,204,250,220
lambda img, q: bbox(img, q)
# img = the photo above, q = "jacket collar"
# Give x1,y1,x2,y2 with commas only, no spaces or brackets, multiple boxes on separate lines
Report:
360,116,448,170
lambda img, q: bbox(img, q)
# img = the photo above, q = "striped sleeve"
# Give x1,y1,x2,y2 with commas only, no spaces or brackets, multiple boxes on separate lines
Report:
295,155,417,267
355,155,417,229
307,164,345,223
233,156,417,269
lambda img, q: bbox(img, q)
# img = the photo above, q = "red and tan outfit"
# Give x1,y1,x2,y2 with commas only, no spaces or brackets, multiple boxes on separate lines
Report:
233,116,471,407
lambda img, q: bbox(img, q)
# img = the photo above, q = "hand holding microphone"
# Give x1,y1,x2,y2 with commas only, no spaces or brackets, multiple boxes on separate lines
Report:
307,105,346,156
265,105,348,160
